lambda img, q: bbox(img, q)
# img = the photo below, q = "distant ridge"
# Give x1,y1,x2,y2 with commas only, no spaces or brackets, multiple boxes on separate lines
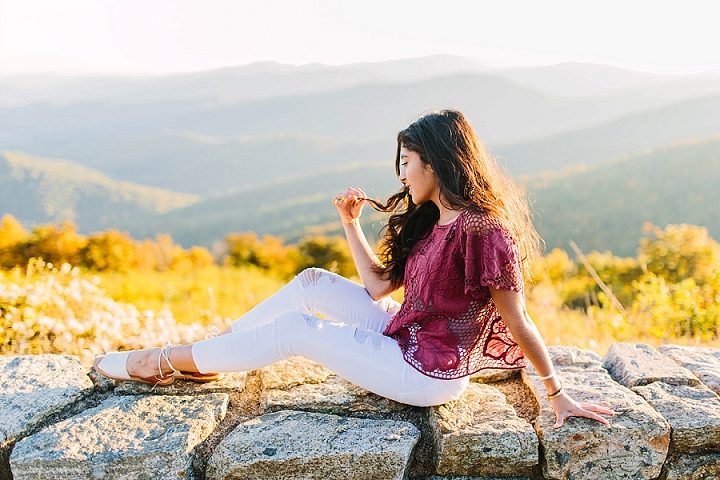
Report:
114,137,720,255
0,55,486,108
493,93,720,175
2,60,720,254
527,136,720,256
0,151,199,231
5,73,718,192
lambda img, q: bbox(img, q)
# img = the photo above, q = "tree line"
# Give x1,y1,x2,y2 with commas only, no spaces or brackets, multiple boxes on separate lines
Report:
0,214,355,279
2,213,719,340
534,223,720,340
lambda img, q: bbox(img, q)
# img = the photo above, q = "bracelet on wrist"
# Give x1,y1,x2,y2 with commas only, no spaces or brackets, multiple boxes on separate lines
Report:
547,386,564,400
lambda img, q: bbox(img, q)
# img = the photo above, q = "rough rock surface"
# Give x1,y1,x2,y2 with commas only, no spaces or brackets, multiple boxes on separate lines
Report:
4,345,720,479
632,382,720,452
258,358,434,477
426,477,534,480
661,452,720,480
524,346,670,480
113,371,247,396
259,356,333,390
658,344,720,395
206,409,419,480
261,374,406,415
429,383,538,478
259,357,406,415
469,368,520,384
10,393,228,480
540,346,605,369
603,342,700,388
0,355,94,448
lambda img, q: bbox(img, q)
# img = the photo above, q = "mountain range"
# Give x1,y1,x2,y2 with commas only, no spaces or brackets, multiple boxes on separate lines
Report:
1,56,719,255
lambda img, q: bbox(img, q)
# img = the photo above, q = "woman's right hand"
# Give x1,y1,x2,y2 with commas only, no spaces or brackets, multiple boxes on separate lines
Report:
333,187,367,225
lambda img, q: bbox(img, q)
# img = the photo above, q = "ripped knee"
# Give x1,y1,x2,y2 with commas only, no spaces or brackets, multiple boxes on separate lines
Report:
297,268,336,288
274,311,322,331
353,328,383,350
301,313,321,328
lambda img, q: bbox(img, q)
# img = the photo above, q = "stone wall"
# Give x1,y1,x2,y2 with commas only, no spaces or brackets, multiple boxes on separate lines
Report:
2,343,719,480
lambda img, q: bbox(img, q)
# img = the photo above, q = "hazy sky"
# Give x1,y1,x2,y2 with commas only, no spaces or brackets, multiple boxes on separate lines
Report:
1,0,719,76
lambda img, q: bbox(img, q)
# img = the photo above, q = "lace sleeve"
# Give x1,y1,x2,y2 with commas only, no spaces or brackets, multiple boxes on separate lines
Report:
463,215,523,296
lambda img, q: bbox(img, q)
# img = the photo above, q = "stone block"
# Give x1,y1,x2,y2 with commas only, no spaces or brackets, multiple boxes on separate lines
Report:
425,477,533,480
632,382,720,452
206,409,419,480
661,452,720,480
259,356,333,390
113,371,246,396
261,375,406,415
260,367,433,478
523,347,670,480
429,383,538,478
10,393,228,480
0,354,93,447
542,345,605,370
658,344,720,395
469,367,520,384
603,342,700,388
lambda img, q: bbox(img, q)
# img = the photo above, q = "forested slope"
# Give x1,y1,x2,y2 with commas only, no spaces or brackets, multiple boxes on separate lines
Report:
528,137,720,256
0,151,198,231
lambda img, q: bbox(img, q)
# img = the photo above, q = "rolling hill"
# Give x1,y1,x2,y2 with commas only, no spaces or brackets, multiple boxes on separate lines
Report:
112,137,720,255
5,70,718,186
2,60,720,256
492,94,720,175
0,151,198,231
526,136,720,256
0,55,487,108
3,135,720,256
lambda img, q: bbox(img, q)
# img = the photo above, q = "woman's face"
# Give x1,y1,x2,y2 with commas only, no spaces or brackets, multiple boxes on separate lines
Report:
398,146,439,206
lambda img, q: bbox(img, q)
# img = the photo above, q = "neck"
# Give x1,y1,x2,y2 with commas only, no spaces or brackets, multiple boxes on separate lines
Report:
437,204,462,225
432,193,462,225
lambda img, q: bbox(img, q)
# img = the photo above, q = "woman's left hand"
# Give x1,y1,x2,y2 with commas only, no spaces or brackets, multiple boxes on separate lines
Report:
549,392,616,429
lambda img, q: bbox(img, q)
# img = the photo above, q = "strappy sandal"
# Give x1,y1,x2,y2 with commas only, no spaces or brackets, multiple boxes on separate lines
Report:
156,343,223,382
93,345,175,386
94,342,221,385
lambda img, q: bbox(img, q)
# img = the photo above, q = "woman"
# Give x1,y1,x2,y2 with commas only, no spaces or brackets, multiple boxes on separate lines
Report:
95,110,614,428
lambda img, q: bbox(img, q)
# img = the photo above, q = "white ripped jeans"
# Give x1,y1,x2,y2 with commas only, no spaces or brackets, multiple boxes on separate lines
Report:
192,268,468,407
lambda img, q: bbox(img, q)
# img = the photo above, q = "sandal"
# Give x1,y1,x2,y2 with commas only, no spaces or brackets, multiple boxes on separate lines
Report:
93,348,175,386
161,342,223,382
94,343,221,385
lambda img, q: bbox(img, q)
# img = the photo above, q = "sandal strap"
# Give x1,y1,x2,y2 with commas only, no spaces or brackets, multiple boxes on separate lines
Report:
157,341,177,381
205,326,219,339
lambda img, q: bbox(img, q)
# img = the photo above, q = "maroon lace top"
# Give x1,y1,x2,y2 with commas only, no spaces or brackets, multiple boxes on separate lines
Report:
382,209,528,379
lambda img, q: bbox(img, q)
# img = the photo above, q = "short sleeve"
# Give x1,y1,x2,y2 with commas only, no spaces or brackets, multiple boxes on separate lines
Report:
463,214,523,297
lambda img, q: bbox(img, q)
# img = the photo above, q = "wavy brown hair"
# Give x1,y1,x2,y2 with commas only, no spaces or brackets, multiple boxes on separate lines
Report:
370,110,543,289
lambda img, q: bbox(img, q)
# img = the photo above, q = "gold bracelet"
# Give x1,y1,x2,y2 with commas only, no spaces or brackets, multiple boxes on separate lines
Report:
547,386,564,399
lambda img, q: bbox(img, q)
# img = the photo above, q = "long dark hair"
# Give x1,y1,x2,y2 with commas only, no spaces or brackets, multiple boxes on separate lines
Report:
370,110,542,289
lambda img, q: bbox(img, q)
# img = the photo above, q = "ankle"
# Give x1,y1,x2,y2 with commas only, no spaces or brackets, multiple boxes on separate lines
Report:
158,342,177,377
